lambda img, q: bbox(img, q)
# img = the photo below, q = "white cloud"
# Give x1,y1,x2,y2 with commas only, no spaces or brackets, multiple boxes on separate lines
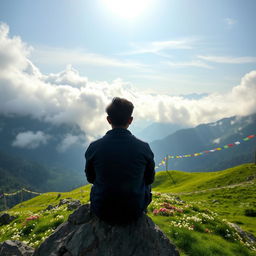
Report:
44,65,88,88
198,55,256,64
165,60,213,69
123,38,195,55
0,23,31,71
12,131,50,149
32,46,147,70
212,138,221,144
57,134,81,152
0,23,256,141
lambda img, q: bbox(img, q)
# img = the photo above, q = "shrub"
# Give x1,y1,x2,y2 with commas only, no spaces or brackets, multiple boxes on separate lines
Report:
21,223,35,236
192,205,200,212
52,219,64,229
193,222,204,232
244,208,256,217
34,224,49,234
214,224,234,242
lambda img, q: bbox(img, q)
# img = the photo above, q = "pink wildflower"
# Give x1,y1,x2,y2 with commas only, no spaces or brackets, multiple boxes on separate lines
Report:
26,215,39,222
153,209,159,215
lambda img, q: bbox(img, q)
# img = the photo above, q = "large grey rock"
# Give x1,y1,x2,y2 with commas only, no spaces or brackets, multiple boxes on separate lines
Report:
58,198,72,206
67,200,81,211
45,204,55,211
0,213,16,225
33,204,180,256
229,223,256,246
58,199,81,211
0,240,34,256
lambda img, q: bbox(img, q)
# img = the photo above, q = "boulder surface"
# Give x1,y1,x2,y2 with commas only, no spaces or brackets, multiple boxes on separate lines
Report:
0,213,16,225
0,240,34,256
33,204,180,256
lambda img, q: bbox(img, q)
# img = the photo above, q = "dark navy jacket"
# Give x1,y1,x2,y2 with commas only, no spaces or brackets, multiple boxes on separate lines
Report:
84,128,155,223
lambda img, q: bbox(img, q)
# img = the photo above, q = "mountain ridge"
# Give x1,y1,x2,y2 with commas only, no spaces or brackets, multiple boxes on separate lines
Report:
150,113,256,172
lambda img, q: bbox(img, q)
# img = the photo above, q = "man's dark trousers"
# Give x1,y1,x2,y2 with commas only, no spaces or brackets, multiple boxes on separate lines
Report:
85,128,155,224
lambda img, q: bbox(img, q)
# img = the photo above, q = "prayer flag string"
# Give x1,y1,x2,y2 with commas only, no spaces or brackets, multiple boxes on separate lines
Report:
1,134,255,197
155,134,255,169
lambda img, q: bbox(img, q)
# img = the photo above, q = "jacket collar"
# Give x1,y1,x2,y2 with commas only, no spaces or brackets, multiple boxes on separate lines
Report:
106,128,132,135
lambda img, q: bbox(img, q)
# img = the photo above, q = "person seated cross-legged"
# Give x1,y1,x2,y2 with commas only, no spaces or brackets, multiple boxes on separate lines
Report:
84,97,155,225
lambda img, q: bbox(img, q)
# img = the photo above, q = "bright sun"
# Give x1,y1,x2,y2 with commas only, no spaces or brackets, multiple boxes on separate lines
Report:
103,0,154,19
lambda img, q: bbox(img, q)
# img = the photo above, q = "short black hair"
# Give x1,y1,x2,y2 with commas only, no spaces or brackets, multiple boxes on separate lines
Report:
106,97,134,126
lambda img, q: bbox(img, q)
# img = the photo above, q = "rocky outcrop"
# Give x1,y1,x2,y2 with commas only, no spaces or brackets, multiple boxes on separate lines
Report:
33,204,180,256
59,199,81,210
0,240,34,256
44,199,81,212
67,200,81,211
229,223,256,247
0,213,16,225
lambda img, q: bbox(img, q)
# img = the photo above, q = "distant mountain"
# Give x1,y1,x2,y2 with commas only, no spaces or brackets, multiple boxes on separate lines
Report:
0,150,86,209
0,150,85,192
1,112,255,194
134,122,188,142
0,114,87,172
150,113,256,172
0,114,88,196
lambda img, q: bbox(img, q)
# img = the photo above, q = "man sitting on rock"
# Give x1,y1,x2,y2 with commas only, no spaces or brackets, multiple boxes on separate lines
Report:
85,97,155,224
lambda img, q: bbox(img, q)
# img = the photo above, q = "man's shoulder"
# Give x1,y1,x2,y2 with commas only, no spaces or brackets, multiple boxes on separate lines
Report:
88,137,103,148
85,137,103,153
131,134,150,147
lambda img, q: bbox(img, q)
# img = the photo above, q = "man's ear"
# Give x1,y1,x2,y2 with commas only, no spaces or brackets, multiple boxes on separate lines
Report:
107,116,112,124
128,116,133,124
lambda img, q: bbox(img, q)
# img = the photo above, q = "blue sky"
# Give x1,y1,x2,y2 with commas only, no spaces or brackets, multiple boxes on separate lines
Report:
0,0,256,141
1,0,256,95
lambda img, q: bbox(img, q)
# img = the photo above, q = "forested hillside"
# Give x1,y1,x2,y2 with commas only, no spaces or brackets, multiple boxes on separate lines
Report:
151,113,256,172
0,150,86,210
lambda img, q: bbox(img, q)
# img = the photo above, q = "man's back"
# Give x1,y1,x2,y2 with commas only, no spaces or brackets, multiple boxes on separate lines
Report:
85,127,155,224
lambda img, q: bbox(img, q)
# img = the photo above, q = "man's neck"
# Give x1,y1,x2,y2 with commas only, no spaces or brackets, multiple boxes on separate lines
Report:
111,126,128,129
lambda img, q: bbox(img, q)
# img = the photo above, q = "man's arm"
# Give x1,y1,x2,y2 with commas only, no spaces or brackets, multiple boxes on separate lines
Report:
84,144,95,184
144,143,155,185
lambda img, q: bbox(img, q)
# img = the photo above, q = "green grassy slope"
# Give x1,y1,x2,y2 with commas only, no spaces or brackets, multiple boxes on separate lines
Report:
0,164,255,256
152,163,256,236
153,163,256,193
149,163,256,255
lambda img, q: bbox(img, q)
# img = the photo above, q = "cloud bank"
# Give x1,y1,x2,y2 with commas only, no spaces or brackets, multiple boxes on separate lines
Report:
12,131,50,149
0,23,256,142
57,134,82,153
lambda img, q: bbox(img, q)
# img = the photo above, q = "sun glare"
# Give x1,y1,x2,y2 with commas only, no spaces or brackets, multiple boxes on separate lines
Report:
102,0,154,19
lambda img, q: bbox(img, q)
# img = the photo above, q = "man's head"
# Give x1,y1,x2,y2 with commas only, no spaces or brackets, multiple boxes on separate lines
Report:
106,97,134,128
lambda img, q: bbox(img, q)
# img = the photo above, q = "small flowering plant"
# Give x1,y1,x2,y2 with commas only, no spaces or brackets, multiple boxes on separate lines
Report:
148,192,256,252
153,207,174,216
25,215,40,222
162,202,183,213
